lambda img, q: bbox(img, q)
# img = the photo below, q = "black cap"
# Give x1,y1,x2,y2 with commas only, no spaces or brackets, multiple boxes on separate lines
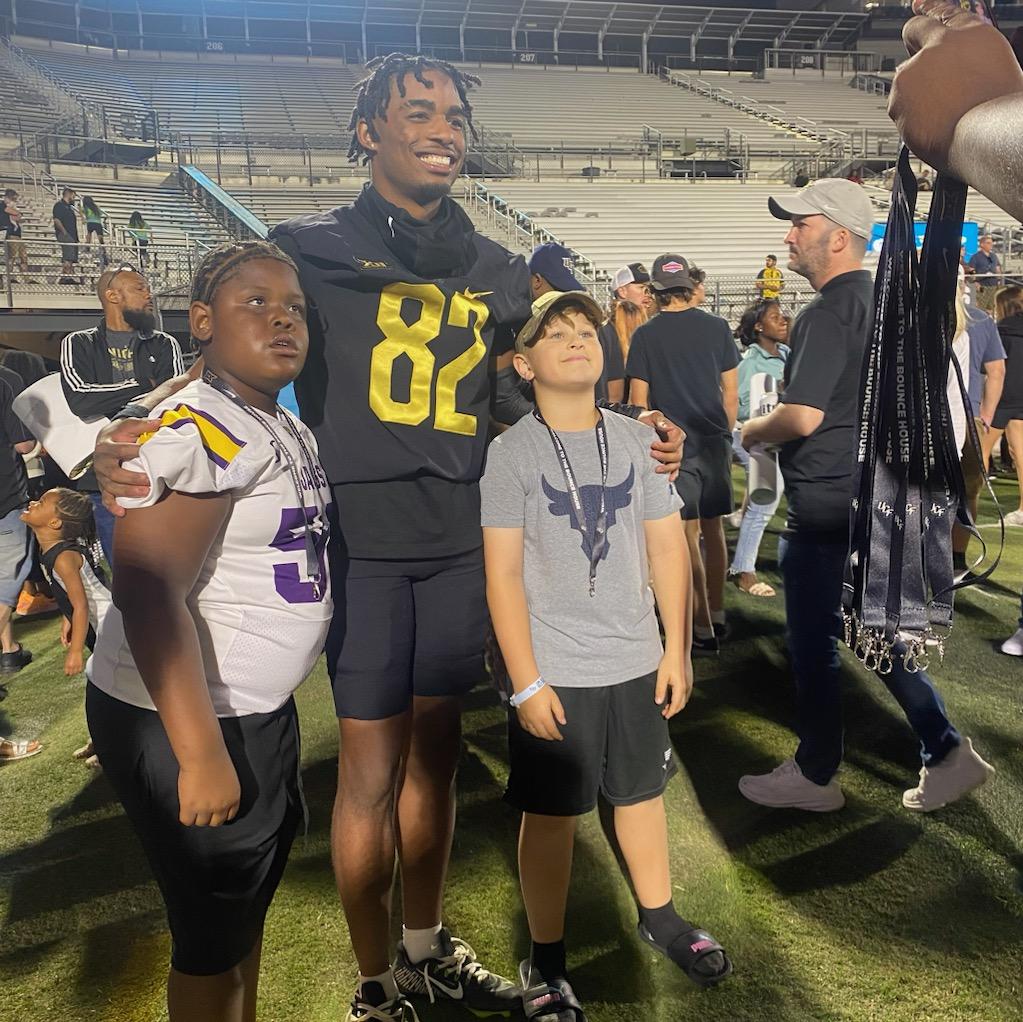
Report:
650,253,696,292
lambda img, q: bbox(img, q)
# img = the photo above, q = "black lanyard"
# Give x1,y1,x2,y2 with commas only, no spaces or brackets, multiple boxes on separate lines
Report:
533,408,608,597
202,368,325,599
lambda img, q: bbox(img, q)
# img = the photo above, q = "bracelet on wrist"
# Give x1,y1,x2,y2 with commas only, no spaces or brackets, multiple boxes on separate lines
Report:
112,401,154,421
509,676,545,708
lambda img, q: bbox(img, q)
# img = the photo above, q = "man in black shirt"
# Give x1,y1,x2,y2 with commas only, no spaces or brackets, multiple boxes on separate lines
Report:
52,187,80,282
60,266,183,563
0,364,38,678
738,179,992,814
1,189,30,279
627,254,739,655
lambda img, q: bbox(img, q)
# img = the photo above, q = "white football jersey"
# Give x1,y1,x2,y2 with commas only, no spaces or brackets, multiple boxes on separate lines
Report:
88,379,333,716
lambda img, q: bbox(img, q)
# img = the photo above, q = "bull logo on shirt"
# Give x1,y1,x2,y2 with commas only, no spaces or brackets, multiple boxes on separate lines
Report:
541,465,635,563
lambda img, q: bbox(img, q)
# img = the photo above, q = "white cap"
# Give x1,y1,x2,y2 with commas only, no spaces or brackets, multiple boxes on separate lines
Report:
768,178,876,240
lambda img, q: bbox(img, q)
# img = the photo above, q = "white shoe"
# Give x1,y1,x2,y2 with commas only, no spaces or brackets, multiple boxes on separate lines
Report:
725,510,745,529
1001,628,1023,656
738,758,845,812
902,738,995,812
1003,509,1023,527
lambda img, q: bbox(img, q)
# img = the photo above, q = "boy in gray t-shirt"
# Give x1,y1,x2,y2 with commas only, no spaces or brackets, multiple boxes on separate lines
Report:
480,290,733,1020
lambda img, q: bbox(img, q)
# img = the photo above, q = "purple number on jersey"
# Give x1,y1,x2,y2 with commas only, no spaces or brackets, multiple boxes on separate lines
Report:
270,506,328,604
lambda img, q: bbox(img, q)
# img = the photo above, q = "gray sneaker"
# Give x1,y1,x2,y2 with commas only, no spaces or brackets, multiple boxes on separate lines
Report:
902,738,994,812
739,758,845,812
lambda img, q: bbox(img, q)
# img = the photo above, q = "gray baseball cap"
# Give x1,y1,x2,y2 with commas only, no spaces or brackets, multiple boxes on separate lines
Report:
768,178,876,240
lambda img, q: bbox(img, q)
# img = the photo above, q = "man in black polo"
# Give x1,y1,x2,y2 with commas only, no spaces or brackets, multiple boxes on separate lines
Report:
60,265,183,562
52,187,80,283
738,179,993,814
1,189,30,280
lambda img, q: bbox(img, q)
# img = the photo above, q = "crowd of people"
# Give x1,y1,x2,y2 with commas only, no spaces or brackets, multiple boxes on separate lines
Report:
0,184,153,285
0,1,1021,1020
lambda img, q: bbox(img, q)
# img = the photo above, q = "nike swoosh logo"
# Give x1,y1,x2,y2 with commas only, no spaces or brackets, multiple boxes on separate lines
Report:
429,975,464,1000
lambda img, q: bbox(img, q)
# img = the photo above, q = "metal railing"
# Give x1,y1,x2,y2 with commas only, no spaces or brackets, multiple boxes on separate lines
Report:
0,235,204,307
179,164,269,241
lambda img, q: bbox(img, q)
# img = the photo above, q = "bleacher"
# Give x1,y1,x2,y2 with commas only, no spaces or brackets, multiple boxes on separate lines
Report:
456,64,803,155
0,62,66,143
21,43,364,140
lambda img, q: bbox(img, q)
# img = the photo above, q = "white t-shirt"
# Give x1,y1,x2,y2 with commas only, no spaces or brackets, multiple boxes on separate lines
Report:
947,328,971,455
88,380,333,716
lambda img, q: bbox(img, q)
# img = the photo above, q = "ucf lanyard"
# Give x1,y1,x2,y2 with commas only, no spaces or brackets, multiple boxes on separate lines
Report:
533,408,609,597
202,368,325,599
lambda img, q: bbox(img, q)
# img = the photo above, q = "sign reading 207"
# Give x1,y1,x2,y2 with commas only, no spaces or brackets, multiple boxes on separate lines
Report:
369,282,492,437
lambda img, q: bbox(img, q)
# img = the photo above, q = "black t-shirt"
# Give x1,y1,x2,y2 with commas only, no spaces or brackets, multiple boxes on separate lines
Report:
596,322,626,402
52,199,78,242
0,366,31,518
269,185,531,560
997,314,1023,414
625,307,739,456
779,269,874,534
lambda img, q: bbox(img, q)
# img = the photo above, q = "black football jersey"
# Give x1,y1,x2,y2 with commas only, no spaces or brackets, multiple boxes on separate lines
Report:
270,186,531,559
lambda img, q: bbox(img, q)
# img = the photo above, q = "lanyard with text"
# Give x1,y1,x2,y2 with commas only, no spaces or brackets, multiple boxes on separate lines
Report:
533,408,608,597
203,368,325,598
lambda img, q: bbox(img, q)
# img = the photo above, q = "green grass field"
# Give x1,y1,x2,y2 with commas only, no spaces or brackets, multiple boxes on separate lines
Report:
2,477,1022,1022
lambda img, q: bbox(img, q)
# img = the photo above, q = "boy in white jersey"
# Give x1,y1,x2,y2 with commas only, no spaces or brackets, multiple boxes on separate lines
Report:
86,241,332,1022
481,292,732,1021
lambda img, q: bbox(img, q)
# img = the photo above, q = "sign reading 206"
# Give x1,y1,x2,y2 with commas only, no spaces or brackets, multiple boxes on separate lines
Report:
369,282,491,437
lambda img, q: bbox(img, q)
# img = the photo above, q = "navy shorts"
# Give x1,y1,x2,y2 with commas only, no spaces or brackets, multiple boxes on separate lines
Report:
326,545,487,720
86,684,303,976
677,436,734,521
505,672,679,817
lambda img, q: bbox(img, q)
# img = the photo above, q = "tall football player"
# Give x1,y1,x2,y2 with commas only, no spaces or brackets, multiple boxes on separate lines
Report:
92,55,682,1022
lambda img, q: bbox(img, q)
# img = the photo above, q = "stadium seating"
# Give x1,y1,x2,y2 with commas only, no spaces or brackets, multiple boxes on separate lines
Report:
21,42,364,140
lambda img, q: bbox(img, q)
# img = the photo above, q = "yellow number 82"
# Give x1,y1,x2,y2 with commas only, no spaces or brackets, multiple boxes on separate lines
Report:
369,282,490,437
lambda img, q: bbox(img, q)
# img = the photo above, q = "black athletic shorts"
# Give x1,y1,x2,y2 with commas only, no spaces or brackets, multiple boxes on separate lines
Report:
505,672,679,817
86,683,303,976
677,436,733,521
326,544,487,720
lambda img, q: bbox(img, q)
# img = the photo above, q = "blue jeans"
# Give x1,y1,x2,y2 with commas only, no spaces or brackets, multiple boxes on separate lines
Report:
729,427,781,575
88,492,115,567
779,531,961,786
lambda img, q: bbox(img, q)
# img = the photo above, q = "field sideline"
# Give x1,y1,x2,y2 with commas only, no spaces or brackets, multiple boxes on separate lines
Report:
1,476,1021,1022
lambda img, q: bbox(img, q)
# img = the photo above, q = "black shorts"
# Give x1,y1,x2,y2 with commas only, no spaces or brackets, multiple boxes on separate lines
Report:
326,544,487,720
505,672,678,817
677,436,733,521
86,683,303,976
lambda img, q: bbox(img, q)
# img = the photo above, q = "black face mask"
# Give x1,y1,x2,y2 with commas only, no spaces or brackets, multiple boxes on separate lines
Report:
357,184,476,279
123,307,157,334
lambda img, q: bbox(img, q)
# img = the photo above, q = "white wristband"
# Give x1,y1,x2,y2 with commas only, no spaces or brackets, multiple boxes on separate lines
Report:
509,676,545,708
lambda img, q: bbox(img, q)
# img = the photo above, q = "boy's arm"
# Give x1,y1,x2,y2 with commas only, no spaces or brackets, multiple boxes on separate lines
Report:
114,488,238,826
483,526,566,741
629,378,650,409
52,550,89,675
644,513,693,716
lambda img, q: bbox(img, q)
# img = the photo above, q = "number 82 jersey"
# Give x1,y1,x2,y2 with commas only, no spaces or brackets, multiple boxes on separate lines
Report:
269,195,531,488
87,379,333,717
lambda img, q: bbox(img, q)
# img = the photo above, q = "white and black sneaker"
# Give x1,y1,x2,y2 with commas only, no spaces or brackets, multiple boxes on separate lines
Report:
393,928,522,1018
345,982,420,1022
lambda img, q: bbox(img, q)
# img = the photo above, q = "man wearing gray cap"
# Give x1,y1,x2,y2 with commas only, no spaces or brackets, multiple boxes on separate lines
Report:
738,180,993,814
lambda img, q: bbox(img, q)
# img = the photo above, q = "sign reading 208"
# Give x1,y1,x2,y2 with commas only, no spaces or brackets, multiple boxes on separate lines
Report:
369,282,491,437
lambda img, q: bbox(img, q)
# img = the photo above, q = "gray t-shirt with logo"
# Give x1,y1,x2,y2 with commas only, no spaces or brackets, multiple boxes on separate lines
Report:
480,409,682,689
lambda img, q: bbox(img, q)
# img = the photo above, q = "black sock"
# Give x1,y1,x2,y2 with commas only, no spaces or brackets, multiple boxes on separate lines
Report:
953,551,967,572
639,899,689,947
531,939,567,985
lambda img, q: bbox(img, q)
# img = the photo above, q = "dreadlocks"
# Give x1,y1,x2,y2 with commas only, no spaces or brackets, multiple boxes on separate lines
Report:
191,240,299,306
52,488,97,548
347,53,481,165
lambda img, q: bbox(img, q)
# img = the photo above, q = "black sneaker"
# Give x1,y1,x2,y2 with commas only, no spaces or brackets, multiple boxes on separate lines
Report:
344,983,419,1021
692,634,719,657
713,621,730,641
393,928,521,1018
0,646,32,674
